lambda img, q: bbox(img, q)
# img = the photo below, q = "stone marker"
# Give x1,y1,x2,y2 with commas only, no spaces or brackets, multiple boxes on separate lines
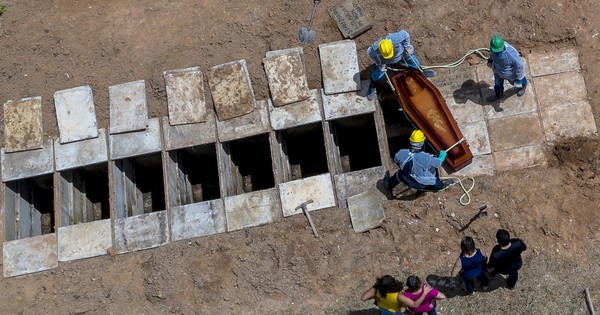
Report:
319,40,361,95
208,60,256,121
329,0,372,39
164,67,207,125
225,188,280,231
278,174,336,217
54,85,99,144
263,49,309,106
108,80,148,134
3,96,43,153
348,189,385,233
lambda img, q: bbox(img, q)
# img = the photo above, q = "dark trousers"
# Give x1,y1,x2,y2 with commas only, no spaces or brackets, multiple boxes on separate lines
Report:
389,169,443,191
463,274,490,294
492,261,522,289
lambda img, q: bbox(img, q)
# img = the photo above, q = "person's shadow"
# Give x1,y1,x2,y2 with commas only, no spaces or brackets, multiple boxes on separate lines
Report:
426,273,507,298
347,308,380,315
453,79,522,113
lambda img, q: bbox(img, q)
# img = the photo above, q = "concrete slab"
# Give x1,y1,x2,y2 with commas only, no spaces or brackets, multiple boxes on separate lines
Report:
278,174,336,217
328,0,372,39
459,121,491,155
208,60,256,121
428,66,478,98
109,118,162,160
322,81,375,120
1,138,54,182
225,188,280,231
108,80,148,134
55,128,108,171
115,211,169,253
171,200,226,241
263,49,309,106
269,89,323,130
162,114,217,151
487,112,545,151
445,96,485,125
164,67,207,125
528,49,580,77
480,83,538,119
3,234,58,277
539,100,597,143
533,71,587,107
54,85,99,144
217,99,270,142
494,144,547,172
57,219,111,261
348,189,385,233
441,154,495,177
319,40,361,94
3,96,43,153
334,166,386,208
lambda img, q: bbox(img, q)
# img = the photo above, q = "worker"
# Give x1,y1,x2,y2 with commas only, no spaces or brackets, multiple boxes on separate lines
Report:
366,30,435,101
487,34,527,102
386,130,451,192
487,229,527,289
360,274,433,315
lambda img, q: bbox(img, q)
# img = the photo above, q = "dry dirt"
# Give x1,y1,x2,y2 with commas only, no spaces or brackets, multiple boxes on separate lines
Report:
1,0,600,314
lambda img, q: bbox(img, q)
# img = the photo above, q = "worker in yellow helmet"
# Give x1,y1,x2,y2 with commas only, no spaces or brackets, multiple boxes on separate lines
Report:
366,30,435,101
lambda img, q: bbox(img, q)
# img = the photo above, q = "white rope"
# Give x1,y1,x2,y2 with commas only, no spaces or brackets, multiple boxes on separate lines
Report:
440,175,475,206
421,48,491,70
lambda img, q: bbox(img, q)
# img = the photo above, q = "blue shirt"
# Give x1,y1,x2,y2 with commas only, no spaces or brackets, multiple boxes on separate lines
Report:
459,248,487,280
394,148,441,186
367,30,414,66
488,42,525,82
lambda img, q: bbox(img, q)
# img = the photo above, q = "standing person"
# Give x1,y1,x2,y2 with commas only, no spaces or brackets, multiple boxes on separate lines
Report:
487,229,527,289
361,275,432,315
403,275,446,315
487,34,528,102
366,30,435,100
386,130,450,192
451,236,490,295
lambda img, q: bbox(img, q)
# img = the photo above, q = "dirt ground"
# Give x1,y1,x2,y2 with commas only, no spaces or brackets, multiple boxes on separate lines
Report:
1,0,600,314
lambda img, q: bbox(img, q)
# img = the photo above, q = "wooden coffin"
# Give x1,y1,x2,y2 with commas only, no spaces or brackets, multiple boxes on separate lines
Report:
390,69,473,171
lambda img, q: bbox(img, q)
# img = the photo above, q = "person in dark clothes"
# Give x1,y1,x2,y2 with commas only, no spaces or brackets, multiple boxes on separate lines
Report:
487,229,527,289
451,236,489,295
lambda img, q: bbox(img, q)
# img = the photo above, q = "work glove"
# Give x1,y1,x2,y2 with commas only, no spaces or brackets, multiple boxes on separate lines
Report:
438,150,447,162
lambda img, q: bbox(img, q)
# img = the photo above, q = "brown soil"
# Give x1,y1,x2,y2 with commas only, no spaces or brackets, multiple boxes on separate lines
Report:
1,0,600,314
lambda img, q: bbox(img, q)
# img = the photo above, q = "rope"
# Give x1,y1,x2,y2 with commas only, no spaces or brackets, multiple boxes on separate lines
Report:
440,174,475,206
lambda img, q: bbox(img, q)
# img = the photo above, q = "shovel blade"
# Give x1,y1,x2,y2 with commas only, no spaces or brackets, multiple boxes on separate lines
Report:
298,27,317,45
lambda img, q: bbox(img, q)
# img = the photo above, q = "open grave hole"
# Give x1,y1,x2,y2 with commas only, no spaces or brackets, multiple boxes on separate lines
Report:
114,153,166,218
58,163,110,227
275,123,328,180
167,143,220,206
329,114,381,172
4,174,54,241
221,133,274,196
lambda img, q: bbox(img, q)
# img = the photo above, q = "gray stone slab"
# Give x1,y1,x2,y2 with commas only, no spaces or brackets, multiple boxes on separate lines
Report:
445,96,485,125
171,200,226,241
263,49,309,106
162,114,217,152
494,144,547,172
269,89,323,130
328,0,373,39
108,80,148,134
55,128,108,171
334,166,386,208
54,85,99,144
480,84,538,119
459,121,491,156
57,219,111,261
109,118,162,160
348,189,385,233
322,81,375,120
115,211,169,254
164,67,207,125
3,96,43,153
208,60,256,121
278,174,336,217
265,47,304,58
539,100,597,143
488,112,545,151
319,40,361,95
427,65,478,98
1,138,54,182
217,98,270,142
441,154,495,177
528,49,580,77
225,188,280,231
3,234,58,277
533,71,587,108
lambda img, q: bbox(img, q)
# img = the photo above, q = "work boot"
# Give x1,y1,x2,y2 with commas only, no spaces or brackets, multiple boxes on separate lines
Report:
422,69,437,77
516,85,526,97
486,92,504,103
367,85,376,101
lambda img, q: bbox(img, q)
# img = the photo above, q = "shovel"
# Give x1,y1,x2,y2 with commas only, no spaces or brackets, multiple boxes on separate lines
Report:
298,0,321,45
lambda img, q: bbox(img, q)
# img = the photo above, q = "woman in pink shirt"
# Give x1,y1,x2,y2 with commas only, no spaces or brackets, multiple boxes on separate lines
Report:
402,275,446,315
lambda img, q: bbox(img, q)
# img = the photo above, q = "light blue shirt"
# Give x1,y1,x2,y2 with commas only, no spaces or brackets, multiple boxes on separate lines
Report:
489,42,525,82
394,149,441,186
367,30,414,66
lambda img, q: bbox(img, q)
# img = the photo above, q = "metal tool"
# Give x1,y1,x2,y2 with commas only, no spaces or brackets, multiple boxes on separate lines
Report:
298,0,320,45
295,199,318,237
458,204,488,232
446,137,466,152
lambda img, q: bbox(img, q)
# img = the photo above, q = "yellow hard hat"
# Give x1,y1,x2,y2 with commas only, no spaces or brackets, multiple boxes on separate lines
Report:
409,130,426,143
378,39,394,59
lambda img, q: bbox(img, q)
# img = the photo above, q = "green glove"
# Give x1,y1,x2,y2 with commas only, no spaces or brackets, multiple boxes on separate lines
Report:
438,150,447,162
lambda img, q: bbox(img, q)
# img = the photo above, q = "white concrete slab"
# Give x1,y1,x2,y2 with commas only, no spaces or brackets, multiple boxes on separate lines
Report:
54,85,99,144
348,189,385,233
528,49,580,77
322,81,376,120
334,166,386,208
1,138,54,182
445,93,485,125
494,144,547,172
459,121,491,156
164,67,207,125
487,112,545,151
3,234,58,277
170,200,226,241
57,219,111,262
269,89,323,130
55,128,108,171
115,211,169,254
319,40,361,95
3,96,43,153
428,66,478,98
533,71,588,107
480,83,538,119
278,174,336,217
162,114,217,152
263,49,309,106
441,154,495,177
208,60,256,121
217,99,270,142
109,118,162,160
539,100,597,143
108,80,148,134
225,188,280,231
